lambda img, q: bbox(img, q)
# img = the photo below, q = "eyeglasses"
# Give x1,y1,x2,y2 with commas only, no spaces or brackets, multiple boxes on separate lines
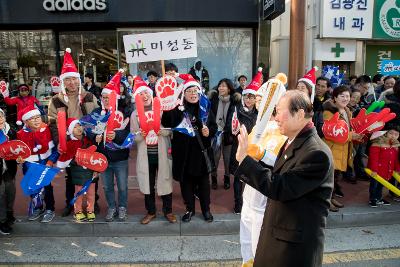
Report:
28,115,41,121
185,90,198,95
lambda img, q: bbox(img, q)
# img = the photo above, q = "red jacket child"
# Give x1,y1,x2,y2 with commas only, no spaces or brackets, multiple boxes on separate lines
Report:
368,129,400,181
1,84,41,125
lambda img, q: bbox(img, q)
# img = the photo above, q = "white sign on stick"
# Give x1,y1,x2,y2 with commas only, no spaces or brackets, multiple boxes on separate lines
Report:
123,30,197,63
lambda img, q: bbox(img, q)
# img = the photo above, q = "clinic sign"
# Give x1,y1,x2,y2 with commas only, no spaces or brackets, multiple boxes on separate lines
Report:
43,0,108,12
123,30,198,64
320,0,374,38
373,0,400,39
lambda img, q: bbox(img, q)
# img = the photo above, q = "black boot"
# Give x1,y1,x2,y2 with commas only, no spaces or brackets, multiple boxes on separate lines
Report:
211,175,218,190
223,175,230,190
6,211,16,226
61,205,73,217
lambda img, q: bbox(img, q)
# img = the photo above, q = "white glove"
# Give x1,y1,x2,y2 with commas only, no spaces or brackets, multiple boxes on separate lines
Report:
0,81,9,98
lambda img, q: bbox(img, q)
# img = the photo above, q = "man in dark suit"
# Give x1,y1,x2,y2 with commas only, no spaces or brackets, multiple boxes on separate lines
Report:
236,90,334,267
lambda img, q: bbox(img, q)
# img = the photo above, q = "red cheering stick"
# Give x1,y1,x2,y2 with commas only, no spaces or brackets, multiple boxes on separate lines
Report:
322,112,349,144
75,145,108,172
135,94,151,135
0,140,31,160
350,108,396,134
105,91,117,142
57,108,67,153
153,97,161,133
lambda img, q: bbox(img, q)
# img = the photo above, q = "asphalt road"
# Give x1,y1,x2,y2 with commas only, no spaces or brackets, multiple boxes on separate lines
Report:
0,224,399,266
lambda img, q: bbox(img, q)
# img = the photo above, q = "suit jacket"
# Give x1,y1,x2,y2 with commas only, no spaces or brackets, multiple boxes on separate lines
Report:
236,126,334,267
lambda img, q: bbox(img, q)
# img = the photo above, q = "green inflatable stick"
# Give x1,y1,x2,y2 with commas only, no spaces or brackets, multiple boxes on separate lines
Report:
366,101,385,114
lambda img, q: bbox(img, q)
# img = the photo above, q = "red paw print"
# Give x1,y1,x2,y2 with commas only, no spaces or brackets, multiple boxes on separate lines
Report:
50,76,61,87
0,81,7,92
156,77,176,98
114,111,124,128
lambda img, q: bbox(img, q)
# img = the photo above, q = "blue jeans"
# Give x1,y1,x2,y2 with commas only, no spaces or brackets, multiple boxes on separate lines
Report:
369,178,383,201
101,160,128,209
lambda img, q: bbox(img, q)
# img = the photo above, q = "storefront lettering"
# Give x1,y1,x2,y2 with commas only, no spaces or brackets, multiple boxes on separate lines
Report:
43,0,107,12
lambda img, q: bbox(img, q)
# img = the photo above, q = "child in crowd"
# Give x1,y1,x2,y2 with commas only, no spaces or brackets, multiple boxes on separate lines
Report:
0,108,17,235
1,84,42,126
228,92,258,214
57,118,96,222
17,106,59,223
368,125,400,207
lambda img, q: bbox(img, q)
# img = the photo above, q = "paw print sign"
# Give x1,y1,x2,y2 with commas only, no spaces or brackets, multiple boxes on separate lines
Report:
50,76,61,93
113,111,129,130
146,130,158,145
155,75,181,111
0,80,9,97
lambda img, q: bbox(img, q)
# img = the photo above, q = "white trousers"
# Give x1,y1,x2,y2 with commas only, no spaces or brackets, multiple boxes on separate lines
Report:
240,184,267,263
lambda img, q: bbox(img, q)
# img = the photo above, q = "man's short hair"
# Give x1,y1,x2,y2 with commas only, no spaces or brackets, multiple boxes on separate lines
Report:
285,90,314,119
147,70,158,77
383,75,397,83
316,76,331,88
355,75,371,85
238,75,247,82
165,63,178,72
127,74,133,78
85,73,94,80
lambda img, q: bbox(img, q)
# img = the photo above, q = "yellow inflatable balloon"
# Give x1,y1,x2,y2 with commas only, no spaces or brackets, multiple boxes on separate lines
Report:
393,171,400,184
365,168,400,197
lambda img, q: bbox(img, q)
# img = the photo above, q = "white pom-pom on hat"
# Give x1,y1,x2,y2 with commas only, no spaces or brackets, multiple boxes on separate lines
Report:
16,120,22,126
257,67,263,72
65,48,71,53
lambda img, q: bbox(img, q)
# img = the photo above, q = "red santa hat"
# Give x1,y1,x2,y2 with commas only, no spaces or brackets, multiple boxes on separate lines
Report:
178,73,201,92
66,117,80,139
133,76,153,98
102,69,124,97
59,48,82,103
242,67,263,95
19,105,41,125
298,67,317,102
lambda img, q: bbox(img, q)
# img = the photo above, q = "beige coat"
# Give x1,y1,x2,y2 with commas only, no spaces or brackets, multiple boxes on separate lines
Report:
130,110,173,196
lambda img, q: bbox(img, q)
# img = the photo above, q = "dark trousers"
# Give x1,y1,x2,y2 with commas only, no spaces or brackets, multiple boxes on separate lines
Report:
233,175,243,206
369,178,383,201
180,174,210,214
0,178,16,222
388,177,400,197
65,167,99,207
144,162,172,215
354,144,367,179
23,161,55,211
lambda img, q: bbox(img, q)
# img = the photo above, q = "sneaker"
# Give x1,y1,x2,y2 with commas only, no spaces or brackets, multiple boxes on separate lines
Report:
28,208,45,221
377,199,391,206
86,212,96,222
369,200,378,208
233,203,242,214
0,223,11,235
41,210,55,223
74,212,86,223
94,202,101,215
393,197,400,202
334,188,344,198
61,205,73,217
118,207,127,221
105,208,116,222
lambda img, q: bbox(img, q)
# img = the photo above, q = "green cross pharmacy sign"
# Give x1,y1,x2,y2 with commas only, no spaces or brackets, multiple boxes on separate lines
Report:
373,0,400,39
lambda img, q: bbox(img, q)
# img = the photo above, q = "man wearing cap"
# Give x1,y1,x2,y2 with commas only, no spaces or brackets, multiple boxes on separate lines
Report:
236,90,334,267
47,48,99,217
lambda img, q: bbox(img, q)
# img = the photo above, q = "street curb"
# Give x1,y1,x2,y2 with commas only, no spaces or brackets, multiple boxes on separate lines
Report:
10,204,400,237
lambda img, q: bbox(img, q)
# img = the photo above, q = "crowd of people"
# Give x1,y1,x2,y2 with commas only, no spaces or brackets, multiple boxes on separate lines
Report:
0,48,399,250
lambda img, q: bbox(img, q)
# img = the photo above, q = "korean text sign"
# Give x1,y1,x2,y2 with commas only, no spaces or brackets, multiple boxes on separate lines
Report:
123,30,197,63
381,60,400,76
321,0,374,38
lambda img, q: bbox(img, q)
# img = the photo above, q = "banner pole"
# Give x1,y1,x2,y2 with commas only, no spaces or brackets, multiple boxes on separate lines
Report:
161,60,165,76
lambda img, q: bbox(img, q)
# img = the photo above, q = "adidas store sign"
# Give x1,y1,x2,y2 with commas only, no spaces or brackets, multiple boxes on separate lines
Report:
43,0,107,12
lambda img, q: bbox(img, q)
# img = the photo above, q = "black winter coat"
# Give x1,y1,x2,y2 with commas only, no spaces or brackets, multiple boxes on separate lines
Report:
0,125,17,184
161,102,217,181
236,127,334,267
312,92,331,138
227,104,258,175
208,90,241,146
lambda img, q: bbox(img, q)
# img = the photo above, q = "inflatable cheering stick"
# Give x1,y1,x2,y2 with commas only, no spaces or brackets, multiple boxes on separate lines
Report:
75,145,108,172
322,112,349,144
350,108,396,134
57,108,67,153
0,140,31,160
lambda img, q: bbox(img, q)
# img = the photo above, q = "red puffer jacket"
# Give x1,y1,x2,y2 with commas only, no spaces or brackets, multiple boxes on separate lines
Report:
368,144,400,180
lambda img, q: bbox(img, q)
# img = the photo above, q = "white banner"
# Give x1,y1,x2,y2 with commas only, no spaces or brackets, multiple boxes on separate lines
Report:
123,30,197,63
314,39,357,61
320,0,374,39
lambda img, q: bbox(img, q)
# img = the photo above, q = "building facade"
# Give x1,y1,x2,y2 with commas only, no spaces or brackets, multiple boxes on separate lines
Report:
0,0,265,97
